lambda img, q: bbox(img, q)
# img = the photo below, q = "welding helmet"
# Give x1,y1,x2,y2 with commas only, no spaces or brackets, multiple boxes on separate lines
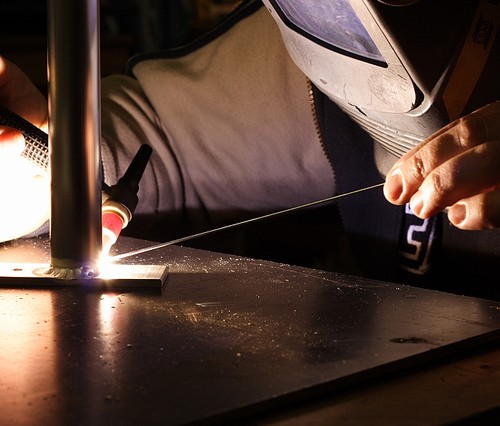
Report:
262,0,500,174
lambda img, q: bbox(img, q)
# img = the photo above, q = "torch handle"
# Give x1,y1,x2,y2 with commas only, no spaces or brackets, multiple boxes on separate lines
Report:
0,105,49,172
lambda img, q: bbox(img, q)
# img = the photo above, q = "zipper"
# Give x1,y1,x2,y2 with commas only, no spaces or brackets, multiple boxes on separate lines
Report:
307,78,348,226
306,78,336,182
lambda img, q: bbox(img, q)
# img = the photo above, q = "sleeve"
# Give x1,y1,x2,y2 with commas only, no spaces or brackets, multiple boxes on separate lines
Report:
100,74,187,240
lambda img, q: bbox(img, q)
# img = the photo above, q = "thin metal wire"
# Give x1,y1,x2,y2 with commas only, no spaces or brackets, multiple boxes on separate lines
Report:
111,182,384,261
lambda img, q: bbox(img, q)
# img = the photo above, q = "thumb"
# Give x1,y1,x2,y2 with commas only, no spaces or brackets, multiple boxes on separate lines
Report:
0,127,25,157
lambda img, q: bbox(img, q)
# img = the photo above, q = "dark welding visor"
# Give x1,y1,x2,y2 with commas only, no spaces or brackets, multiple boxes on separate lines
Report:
267,0,385,65
263,0,499,173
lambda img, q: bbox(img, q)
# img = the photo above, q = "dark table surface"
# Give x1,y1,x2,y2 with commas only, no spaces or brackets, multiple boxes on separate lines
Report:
0,236,499,425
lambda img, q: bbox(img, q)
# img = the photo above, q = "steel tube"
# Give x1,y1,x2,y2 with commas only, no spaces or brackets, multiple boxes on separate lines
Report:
47,0,102,276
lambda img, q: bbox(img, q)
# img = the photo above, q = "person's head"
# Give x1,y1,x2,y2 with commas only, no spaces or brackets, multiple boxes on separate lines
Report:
262,0,499,174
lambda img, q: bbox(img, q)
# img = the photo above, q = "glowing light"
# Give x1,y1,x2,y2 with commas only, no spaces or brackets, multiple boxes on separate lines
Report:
96,254,121,277
99,293,120,331
0,291,58,410
0,158,49,242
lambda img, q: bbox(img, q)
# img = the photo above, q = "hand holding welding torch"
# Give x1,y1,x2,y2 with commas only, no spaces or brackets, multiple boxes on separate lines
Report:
0,56,48,137
0,56,51,242
384,101,500,230
0,54,152,249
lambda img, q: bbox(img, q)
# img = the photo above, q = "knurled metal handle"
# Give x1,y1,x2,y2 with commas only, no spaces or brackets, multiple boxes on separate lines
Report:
0,105,49,171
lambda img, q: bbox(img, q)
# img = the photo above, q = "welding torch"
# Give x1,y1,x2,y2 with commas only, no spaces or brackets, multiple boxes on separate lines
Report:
101,144,152,255
0,105,151,254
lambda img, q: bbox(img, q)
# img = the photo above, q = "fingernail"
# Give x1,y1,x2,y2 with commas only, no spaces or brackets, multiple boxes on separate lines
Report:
384,169,404,202
410,191,424,217
448,203,467,225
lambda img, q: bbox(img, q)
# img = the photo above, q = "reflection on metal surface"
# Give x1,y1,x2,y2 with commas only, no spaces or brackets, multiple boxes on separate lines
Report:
0,291,57,420
96,293,125,406
99,293,121,333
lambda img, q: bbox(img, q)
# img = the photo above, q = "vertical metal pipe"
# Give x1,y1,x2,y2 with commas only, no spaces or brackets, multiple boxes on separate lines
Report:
47,0,102,277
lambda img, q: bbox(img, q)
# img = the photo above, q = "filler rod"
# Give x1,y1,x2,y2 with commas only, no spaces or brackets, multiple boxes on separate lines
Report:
47,0,102,276
112,183,385,261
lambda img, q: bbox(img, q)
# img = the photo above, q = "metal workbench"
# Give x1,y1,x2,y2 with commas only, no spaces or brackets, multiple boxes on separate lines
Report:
0,236,499,425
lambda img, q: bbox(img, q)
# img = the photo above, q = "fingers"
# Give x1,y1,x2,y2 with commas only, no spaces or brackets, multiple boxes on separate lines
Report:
0,127,25,157
384,102,500,229
0,56,46,161
410,140,500,218
447,190,500,230
0,56,48,132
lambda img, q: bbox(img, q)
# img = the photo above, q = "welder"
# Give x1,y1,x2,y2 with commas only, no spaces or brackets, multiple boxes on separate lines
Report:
0,0,498,298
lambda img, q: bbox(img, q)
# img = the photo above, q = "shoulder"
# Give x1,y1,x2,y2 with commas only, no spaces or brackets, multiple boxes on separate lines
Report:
126,2,293,109
127,0,266,71
121,0,317,169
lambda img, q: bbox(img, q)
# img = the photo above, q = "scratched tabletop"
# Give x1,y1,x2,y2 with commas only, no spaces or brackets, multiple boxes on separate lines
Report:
0,236,499,425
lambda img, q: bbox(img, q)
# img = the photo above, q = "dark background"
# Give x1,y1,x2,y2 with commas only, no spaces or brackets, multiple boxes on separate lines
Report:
0,0,241,92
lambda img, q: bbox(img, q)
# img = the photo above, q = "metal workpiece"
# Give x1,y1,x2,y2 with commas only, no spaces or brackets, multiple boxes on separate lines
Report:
47,0,102,274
